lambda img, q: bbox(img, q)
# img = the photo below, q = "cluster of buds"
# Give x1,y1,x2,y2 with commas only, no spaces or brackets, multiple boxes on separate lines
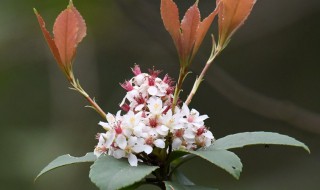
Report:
94,65,214,166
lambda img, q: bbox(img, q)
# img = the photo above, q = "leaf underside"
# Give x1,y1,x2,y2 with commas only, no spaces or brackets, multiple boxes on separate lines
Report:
35,152,96,181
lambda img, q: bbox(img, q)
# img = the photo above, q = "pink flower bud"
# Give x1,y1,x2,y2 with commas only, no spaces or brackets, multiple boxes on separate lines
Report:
120,81,134,91
131,65,142,76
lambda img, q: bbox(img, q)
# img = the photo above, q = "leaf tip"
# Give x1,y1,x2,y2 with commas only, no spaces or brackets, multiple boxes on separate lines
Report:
304,145,311,154
33,8,38,15
68,0,74,7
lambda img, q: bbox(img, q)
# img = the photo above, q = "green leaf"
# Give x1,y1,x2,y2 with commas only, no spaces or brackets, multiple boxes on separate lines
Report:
165,181,218,190
119,181,144,190
35,152,96,181
188,148,242,179
213,132,310,153
168,150,190,164
89,155,159,190
172,169,194,186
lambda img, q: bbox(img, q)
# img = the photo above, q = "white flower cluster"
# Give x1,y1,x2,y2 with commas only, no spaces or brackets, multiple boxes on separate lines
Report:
94,66,214,166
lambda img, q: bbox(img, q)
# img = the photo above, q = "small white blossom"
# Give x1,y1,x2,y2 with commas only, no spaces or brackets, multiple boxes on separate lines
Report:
94,66,214,166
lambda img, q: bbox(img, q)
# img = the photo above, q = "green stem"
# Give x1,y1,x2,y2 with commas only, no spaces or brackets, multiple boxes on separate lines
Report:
185,49,221,106
172,66,188,112
70,78,107,119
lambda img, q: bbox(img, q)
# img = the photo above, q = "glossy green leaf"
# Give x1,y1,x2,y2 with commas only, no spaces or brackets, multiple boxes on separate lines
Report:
168,150,191,164
35,152,96,181
89,155,159,190
172,169,194,185
188,148,242,179
213,132,310,152
165,181,218,190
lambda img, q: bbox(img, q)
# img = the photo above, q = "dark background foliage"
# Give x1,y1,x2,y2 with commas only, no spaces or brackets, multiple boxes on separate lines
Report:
0,0,319,189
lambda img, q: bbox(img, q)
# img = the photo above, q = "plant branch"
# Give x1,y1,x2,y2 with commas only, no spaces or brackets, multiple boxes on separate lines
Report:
70,78,107,119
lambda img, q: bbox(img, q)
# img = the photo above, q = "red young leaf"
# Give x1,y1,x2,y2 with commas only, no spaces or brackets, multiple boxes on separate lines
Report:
53,7,79,66
35,1,87,81
193,5,219,58
180,4,200,62
71,6,87,45
34,10,62,66
217,0,256,47
160,0,180,46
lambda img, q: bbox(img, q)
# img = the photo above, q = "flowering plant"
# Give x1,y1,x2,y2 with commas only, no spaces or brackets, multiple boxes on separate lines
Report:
34,0,309,190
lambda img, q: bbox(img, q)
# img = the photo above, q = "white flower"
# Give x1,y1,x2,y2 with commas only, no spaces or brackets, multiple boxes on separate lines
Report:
95,67,215,166
147,97,164,115
155,125,169,136
117,136,153,166
123,110,143,129
94,134,107,157
155,78,169,96
98,112,121,131
160,109,183,131
133,73,146,86
180,104,209,127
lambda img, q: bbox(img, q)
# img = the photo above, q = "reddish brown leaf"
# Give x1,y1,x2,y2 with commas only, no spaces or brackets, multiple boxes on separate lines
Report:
180,4,200,62
218,0,256,46
53,6,84,66
160,0,180,46
34,9,62,66
71,6,87,45
193,5,219,58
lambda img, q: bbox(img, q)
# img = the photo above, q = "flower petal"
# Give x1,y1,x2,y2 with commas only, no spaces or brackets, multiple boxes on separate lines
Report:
172,138,182,149
99,121,111,131
154,139,165,148
144,145,153,154
128,153,138,166
116,134,127,150
113,149,126,159
148,86,158,96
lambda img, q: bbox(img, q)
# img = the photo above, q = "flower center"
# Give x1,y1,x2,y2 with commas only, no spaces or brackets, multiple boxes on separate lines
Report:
115,126,122,134
187,115,194,123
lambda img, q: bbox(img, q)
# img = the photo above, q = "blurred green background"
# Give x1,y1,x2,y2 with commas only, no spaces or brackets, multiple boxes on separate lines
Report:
0,0,319,189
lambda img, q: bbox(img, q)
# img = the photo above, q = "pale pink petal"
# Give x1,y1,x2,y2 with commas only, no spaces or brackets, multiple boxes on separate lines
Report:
113,149,126,159
172,138,182,150
98,121,111,131
144,145,153,154
154,139,165,148
128,153,138,166
116,134,127,150
148,86,158,96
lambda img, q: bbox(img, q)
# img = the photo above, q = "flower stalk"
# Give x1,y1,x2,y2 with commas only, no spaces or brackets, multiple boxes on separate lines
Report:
186,35,221,105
